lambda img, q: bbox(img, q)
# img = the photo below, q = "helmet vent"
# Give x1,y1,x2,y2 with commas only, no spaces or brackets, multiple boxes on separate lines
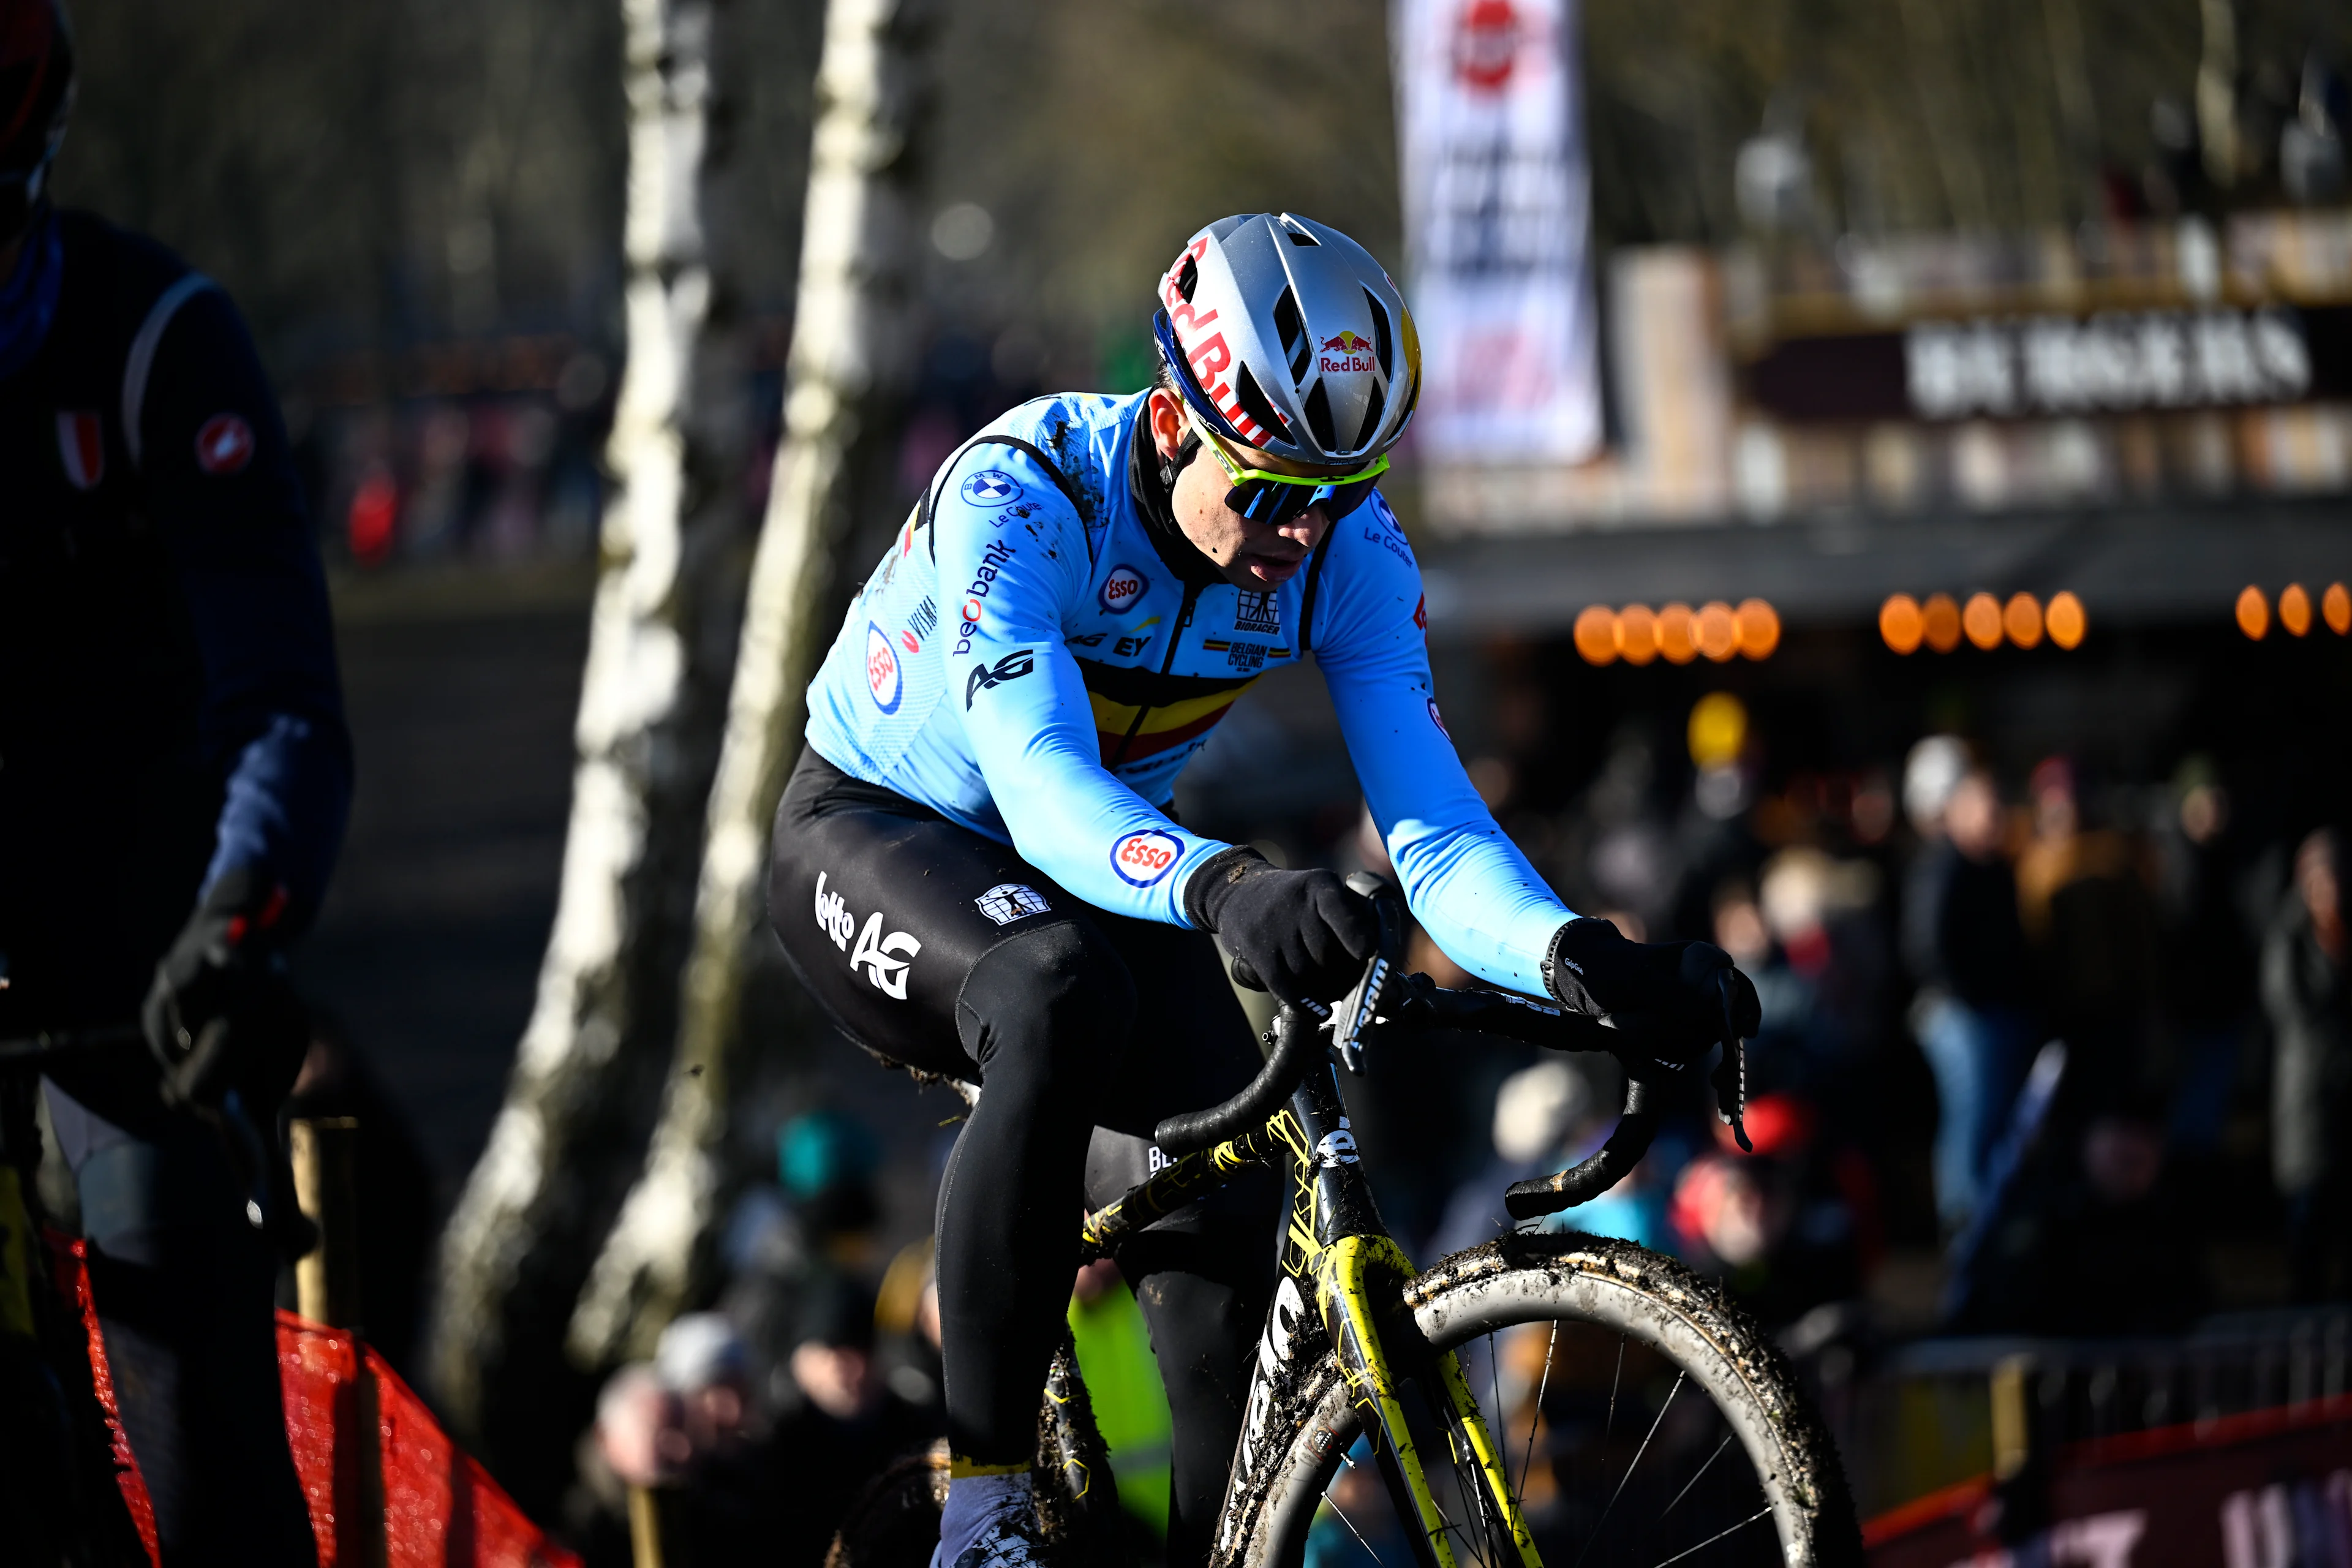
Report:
1302,380,1338,454
1272,288,1310,383
1280,216,1321,246
1174,254,1200,304
1363,289,1393,379
1233,363,1291,447
1349,380,1387,454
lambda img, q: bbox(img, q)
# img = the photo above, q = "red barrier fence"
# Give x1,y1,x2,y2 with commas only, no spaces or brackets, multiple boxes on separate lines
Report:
51,1233,575,1568
1866,1397,2352,1567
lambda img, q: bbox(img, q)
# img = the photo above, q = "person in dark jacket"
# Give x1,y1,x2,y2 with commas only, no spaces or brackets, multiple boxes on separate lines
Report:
1902,745,2037,1235
2,4,351,1560
2264,827,2352,1302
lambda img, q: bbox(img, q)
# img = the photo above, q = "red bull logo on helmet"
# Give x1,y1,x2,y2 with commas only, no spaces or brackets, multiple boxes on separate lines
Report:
1319,330,1377,376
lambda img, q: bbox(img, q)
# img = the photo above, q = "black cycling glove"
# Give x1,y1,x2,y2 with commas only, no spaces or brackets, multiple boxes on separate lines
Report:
1185,846,1379,1008
1542,917,1762,1060
142,867,311,1112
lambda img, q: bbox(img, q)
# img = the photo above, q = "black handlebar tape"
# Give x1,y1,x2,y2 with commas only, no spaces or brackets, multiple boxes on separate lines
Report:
1419,986,1616,1052
1154,1000,1322,1156
1503,1074,1660,1219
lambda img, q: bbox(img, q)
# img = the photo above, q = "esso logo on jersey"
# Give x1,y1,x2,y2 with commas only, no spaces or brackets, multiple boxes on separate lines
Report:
194,412,255,476
1109,829,1183,888
864,622,902,713
1099,564,1150,614
1427,698,1450,738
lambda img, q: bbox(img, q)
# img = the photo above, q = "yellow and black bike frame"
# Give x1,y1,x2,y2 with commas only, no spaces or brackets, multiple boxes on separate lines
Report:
1080,1056,1541,1568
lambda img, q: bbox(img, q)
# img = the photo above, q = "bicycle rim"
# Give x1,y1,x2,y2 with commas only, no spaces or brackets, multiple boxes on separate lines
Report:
1221,1233,1861,1568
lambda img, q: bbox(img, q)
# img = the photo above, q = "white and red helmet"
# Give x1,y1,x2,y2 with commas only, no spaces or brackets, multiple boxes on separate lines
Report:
1152,213,1422,470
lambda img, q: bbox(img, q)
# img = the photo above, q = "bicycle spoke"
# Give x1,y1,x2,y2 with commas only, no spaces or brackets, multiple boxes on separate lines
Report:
1515,1319,1557,1501
1645,1505,1772,1567
1572,1370,1687,1568
1660,1431,1735,1519
1604,1336,1626,1438
1322,1480,1396,1568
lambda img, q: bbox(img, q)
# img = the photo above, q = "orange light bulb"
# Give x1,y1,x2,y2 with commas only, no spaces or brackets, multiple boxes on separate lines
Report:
2236,586,2270,640
1574,605,1619,665
1880,594,1924,654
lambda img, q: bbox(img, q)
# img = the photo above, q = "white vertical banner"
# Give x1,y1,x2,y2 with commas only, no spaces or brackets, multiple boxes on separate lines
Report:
1395,0,1602,462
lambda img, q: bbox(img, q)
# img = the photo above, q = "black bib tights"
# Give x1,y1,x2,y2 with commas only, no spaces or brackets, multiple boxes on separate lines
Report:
769,752,1275,1564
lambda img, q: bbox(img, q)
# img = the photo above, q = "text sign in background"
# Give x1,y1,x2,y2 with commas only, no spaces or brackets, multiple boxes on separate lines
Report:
1395,0,1602,463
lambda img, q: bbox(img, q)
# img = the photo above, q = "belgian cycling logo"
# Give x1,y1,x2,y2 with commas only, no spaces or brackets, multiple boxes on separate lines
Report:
194,412,255,477
964,647,1036,710
55,410,102,489
1319,331,1376,375
961,470,1022,507
1099,563,1150,614
1109,829,1182,888
954,539,1018,654
864,624,902,713
1235,591,1281,635
973,883,1052,926
813,872,922,1000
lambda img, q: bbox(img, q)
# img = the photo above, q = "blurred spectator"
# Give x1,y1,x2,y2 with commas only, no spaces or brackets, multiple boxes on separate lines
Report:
1901,747,2037,1234
1953,1106,2206,1335
2015,756,2161,1102
1666,1094,1868,1327
2263,828,2352,1301
567,1315,777,1567
717,1107,886,1415
766,1276,939,1568
2152,758,2255,1155
1752,848,1883,1103
1427,1057,1667,1256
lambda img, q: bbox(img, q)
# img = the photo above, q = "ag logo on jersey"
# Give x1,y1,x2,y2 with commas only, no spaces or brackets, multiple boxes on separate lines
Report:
1110,828,1183,888
961,470,1022,507
964,647,1036,710
194,413,255,476
864,623,902,713
1101,563,1150,614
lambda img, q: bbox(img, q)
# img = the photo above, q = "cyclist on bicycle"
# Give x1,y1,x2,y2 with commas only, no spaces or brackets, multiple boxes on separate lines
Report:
2,2,349,1561
767,212,1758,1568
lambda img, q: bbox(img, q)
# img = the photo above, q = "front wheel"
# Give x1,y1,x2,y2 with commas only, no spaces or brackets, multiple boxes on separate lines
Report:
1221,1232,1862,1568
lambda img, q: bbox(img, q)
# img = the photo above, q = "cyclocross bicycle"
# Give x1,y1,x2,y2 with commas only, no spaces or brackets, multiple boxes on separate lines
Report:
1022,877,1862,1568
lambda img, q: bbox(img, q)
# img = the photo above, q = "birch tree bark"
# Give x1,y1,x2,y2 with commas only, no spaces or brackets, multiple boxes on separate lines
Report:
567,0,931,1368
427,0,754,1490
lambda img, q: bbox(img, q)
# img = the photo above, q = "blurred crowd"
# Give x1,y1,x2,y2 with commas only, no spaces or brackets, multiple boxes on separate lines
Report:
1327,685,2352,1354
558,674,2351,1562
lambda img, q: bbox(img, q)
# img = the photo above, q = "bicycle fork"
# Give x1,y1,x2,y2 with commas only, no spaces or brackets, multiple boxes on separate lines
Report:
1314,1233,1540,1568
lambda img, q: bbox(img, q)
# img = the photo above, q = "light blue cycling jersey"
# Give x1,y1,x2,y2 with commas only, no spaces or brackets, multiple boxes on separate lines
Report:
802,391,1575,993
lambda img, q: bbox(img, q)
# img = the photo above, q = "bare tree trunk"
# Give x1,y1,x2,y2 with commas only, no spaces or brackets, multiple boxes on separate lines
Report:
567,0,931,1368
426,0,753,1499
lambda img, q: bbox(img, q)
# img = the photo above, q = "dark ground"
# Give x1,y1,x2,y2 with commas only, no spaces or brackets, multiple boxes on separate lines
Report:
295,565,595,1208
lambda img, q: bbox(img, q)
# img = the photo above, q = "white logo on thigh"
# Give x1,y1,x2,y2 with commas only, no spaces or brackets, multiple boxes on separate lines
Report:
974,883,1052,926
815,871,922,1000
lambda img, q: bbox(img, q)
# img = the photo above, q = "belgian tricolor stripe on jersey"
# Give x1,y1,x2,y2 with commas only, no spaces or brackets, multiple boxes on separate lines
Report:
1077,658,1257,767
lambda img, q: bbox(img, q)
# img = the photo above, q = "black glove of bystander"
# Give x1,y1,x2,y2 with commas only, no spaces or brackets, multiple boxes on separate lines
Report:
1542,916,1762,1059
1185,846,1379,1009
142,866,311,1112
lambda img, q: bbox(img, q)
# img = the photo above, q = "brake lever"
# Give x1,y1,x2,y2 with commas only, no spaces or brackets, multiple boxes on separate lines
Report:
1711,977,1752,1153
